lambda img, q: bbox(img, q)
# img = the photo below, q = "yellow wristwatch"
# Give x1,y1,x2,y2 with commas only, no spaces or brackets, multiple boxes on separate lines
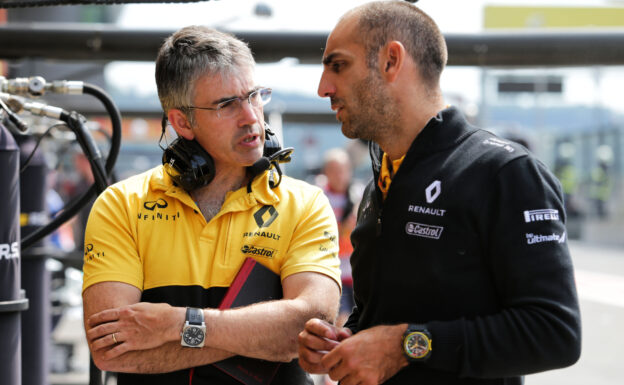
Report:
402,324,432,362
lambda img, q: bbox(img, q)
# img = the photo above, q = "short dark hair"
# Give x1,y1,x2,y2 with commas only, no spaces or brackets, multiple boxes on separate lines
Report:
347,1,447,87
155,25,255,122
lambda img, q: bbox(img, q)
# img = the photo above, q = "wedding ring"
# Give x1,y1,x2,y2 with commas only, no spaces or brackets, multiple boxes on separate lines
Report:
112,333,118,344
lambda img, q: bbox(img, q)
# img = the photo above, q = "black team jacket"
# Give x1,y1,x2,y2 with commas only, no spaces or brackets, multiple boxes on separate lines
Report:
345,107,581,384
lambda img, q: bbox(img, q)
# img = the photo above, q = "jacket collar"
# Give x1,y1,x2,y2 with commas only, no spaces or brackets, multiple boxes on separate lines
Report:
370,106,475,177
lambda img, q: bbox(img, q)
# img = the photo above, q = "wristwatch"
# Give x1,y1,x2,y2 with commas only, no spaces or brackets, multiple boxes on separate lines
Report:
402,324,432,362
181,307,206,348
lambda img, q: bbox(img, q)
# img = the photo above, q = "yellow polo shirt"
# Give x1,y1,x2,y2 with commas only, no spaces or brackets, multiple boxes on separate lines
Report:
82,165,341,297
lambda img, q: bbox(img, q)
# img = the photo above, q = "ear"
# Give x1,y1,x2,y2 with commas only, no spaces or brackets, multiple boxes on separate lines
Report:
167,108,195,140
380,41,405,83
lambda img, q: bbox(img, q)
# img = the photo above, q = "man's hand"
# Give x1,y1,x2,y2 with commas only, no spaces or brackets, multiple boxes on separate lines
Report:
298,318,352,374
86,302,185,359
322,324,409,385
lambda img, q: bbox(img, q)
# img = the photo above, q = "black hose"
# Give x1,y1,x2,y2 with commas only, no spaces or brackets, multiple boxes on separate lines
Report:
64,110,109,193
83,83,122,174
93,125,119,184
21,83,122,251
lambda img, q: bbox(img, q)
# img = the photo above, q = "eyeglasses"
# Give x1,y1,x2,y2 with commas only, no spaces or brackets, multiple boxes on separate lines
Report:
183,87,272,119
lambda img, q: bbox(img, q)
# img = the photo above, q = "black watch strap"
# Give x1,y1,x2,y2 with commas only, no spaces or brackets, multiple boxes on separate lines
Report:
186,307,204,325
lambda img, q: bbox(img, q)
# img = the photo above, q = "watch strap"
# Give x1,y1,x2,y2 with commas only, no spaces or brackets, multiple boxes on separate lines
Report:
186,307,204,325
406,324,428,334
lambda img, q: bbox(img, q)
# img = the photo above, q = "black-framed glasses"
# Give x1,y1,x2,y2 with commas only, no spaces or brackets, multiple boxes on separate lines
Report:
182,87,272,118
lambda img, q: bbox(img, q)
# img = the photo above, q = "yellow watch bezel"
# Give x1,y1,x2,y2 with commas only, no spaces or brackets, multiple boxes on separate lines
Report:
403,330,432,360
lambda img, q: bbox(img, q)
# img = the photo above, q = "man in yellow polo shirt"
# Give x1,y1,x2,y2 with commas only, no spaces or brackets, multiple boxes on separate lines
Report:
82,25,341,385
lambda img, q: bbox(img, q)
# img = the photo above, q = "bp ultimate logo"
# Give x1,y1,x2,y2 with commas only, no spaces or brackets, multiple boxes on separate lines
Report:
405,222,444,240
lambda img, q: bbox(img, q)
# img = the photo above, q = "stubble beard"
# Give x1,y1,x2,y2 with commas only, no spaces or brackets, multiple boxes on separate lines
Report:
341,72,399,142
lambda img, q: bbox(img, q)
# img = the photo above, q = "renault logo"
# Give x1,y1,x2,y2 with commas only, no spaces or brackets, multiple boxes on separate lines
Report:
425,180,441,204
254,205,279,228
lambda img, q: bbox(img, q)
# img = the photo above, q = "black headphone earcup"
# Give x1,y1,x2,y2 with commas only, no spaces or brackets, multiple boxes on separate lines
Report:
161,125,282,191
162,138,215,191
263,125,282,158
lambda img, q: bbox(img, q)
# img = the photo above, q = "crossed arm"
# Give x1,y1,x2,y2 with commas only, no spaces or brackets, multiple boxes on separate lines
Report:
83,271,340,373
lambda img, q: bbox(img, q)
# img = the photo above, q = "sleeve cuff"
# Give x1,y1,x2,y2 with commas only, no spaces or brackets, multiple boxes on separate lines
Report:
426,319,464,373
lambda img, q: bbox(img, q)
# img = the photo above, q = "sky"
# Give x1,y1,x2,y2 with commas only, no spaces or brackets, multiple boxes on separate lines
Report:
106,0,624,114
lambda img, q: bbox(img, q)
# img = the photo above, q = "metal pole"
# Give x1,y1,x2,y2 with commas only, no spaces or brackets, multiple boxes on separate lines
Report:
17,136,50,385
0,122,29,385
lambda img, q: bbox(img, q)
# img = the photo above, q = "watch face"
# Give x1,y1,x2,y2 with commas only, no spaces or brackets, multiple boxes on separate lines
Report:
405,331,430,359
183,326,205,346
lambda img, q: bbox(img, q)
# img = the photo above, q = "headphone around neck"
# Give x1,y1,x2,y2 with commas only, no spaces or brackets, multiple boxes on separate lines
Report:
161,123,293,192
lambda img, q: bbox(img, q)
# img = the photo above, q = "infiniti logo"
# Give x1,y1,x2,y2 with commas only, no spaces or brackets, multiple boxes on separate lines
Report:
84,243,105,261
144,198,168,211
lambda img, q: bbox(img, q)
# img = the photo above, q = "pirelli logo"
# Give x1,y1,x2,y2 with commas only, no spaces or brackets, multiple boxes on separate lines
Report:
405,222,444,240
523,209,559,223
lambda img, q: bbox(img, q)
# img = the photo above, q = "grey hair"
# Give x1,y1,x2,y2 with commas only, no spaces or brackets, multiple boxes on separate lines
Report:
345,1,447,87
155,25,255,125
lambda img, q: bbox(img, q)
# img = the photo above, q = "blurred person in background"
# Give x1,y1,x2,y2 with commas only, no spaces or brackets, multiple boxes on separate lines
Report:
45,169,73,251
589,145,614,220
554,142,583,238
317,147,363,327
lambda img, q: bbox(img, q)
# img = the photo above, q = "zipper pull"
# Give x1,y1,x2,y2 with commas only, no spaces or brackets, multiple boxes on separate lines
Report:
376,215,382,236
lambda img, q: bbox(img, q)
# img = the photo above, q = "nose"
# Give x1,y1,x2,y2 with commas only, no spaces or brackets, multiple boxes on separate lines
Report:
317,70,335,98
238,98,260,126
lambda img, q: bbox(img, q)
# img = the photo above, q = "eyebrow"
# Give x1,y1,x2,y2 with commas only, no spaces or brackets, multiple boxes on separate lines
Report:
211,86,262,106
322,53,340,66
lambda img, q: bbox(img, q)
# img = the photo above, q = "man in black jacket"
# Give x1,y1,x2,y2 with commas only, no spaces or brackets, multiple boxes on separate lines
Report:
297,1,581,384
